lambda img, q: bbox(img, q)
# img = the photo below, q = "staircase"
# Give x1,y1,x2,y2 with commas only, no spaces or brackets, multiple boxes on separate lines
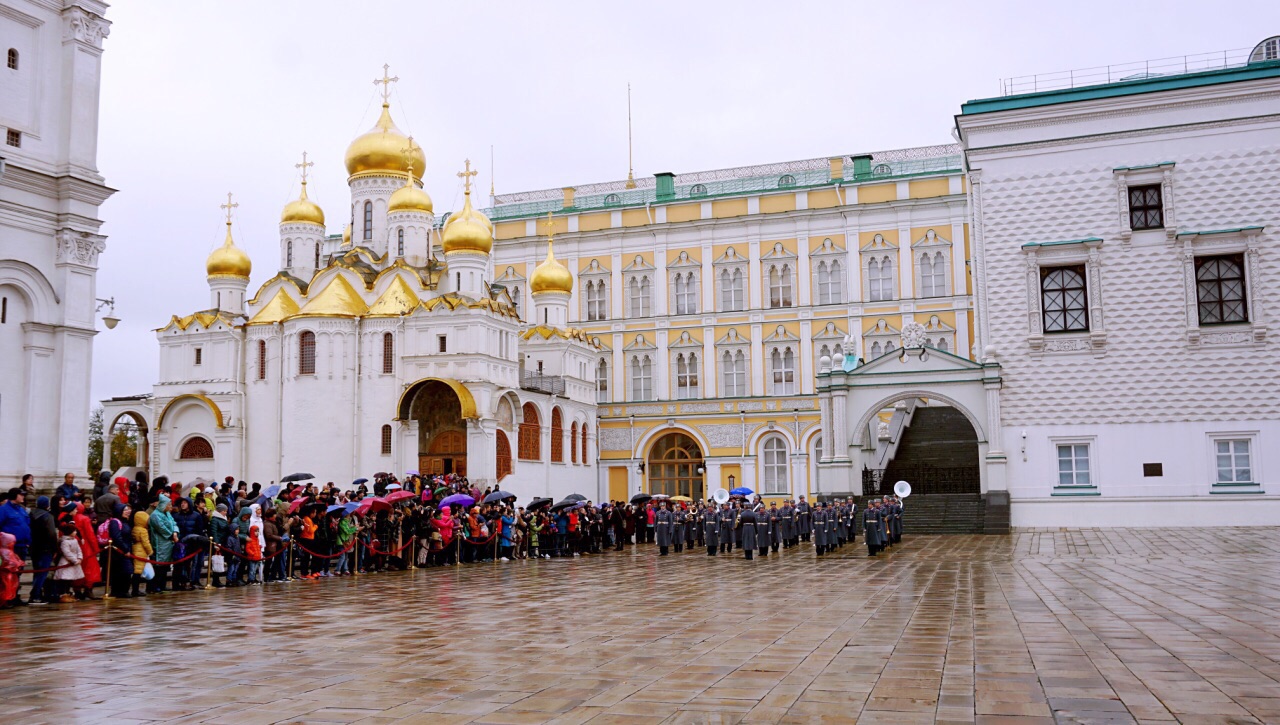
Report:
883,406,979,476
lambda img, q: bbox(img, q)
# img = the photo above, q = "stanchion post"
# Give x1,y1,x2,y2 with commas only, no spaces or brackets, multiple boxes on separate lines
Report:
287,539,294,581
408,535,416,570
455,524,461,567
203,537,214,590
102,543,113,601
354,536,361,577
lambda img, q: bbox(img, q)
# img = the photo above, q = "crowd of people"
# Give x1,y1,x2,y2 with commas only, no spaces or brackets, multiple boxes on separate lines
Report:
0,470,905,609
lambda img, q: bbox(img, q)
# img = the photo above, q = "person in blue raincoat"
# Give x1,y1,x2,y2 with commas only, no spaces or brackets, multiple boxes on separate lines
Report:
147,496,177,592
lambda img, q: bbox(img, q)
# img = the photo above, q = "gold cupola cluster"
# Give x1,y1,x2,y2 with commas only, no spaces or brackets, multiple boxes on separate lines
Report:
530,214,572,295
206,221,252,279
440,160,493,255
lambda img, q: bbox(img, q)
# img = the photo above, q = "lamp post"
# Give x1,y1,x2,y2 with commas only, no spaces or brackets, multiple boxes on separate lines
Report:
96,297,120,329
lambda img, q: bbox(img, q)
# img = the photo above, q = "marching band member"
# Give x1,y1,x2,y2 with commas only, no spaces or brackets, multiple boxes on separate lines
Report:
654,502,674,556
796,496,812,543
702,502,719,556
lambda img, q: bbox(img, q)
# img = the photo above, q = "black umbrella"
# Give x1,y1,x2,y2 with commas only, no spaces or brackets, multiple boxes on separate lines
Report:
483,490,516,504
352,478,369,486
629,493,652,505
565,493,587,502
549,499,578,512
526,497,554,511
281,472,314,482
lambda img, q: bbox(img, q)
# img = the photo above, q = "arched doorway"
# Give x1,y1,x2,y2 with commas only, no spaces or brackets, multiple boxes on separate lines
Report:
648,432,704,501
862,397,980,496
399,379,472,479
105,409,151,472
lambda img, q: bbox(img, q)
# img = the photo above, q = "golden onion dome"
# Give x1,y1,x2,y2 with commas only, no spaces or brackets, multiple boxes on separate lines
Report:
530,239,573,295
344,103,426,180
280,181,325,226
206,223,252,279
440,190,493,255
387,176,434,214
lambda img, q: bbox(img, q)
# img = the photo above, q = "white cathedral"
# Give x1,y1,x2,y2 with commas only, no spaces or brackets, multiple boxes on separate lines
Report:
103,88,600,501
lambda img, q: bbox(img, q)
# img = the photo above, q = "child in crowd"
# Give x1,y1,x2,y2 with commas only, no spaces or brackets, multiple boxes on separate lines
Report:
54,522,86,603
0,532,22,608
223,522,242,586
245,524,262,584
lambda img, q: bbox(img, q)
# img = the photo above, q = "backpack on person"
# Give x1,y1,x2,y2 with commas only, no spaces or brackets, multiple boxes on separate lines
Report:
96,520,112,547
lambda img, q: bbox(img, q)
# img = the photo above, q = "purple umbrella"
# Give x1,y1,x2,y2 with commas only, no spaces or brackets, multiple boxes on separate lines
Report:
439,493,475,509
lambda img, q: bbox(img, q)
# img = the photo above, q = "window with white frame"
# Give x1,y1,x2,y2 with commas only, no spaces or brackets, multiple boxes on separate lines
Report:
1214,438,1253,484
286,241,293,267
675,352,699,399
816,259,844,305
585,280,608,321
762,436,789,494
1056,443,1092,486
629,355,653,401
673,272,698,315
770,347,796,395
721,350,747,397
867,256,894,301
595,359,609,402
920,251,947,297
628,276,651,317
768,264,793,308
719,268,745,311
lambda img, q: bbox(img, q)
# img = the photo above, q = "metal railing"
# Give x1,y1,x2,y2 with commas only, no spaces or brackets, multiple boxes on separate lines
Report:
861,465,980,497
998,47,1254,97
520,371,565,396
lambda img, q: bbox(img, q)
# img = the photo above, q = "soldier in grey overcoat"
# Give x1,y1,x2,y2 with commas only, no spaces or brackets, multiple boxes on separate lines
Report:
654,503,674,556
778,501,794,548
754,502,770,557
671,505,685,553
863,499,883,556
796,497,812,542
702,503,719,556
812,503,828,555
769,501,783,552
718,502,735,554
738,507,757,560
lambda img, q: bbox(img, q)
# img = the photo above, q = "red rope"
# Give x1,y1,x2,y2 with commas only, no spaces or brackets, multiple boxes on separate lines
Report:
215,544,288,561
461,531,497,545
17,562,79,574
359,536,415,556
294,540,355,559
111,547,202,566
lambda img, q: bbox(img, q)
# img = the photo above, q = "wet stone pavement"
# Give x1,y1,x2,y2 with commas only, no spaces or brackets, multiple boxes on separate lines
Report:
3,529,1280,724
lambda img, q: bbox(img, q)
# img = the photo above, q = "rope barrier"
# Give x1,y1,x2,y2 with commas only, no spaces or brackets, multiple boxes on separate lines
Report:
294,540,356,559
110,547,203,566
18,561,80,574
215,544,288,561
359,536,416,556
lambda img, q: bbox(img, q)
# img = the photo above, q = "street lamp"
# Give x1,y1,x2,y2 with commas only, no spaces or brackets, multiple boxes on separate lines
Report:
96,297,119,330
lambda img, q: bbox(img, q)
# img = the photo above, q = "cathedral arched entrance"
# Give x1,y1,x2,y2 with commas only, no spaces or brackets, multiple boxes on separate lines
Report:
647,432,704,501
859,396,981,497
397,378,476,479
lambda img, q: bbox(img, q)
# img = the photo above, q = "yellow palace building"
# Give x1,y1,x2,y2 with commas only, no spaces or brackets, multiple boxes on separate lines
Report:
486,145,972,502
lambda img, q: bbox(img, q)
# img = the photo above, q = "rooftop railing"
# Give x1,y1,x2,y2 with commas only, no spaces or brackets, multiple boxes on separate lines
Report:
998,47,1255,97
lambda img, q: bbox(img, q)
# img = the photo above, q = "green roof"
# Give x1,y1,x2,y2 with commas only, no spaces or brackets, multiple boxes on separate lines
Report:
1020,237,1103,249
961,60,1280,115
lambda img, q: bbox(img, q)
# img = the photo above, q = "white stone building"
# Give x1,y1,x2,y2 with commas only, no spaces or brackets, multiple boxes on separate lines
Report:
103,88,599,501
0,0,113,488
953,37,1280,526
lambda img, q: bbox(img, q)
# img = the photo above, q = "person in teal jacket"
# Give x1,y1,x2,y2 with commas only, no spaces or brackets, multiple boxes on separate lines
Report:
499,511,515,561
147,496,177,592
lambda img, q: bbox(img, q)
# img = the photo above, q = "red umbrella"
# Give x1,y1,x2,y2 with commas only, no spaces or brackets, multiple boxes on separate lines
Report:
385,490,415,504
288,496,310,514
354,496,391,516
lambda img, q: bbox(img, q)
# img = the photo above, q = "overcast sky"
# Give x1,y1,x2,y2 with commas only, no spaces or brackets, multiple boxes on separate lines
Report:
90,0,1268,404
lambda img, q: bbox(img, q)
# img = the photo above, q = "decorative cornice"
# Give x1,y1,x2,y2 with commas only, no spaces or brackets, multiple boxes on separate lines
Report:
62,5,110,51
54,229,106,267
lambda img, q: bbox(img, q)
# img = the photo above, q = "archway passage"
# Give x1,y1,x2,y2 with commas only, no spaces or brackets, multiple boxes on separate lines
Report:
404,379,468,478
648,432,704,501
106,409,151,471
866,400,980,496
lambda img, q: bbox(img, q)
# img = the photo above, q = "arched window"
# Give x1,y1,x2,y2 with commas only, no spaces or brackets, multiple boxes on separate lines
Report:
179,436,214,460
937,337,949,353
397,229,405,257
768,265,792,308
872,163,892,175
868,256,894,301
604,193,621,206
673,272,698,315
570,421,579,463
921,251,946,297
722,350,747,397
771,347,795,395
496,430,513,480
380,424,392,455
363,201,373,240
581,424,589,465
629,276,650,317
586,280,606,321
871,341,882,358
315,244,320,268
256,339,267,380
689,183,707,197
719,268,745,311
595,359,609,402
885,340,896,353
6,49,17,71
550,407,564,462
675,352,699,399
298,330,316,375
818,259,843,304
286,240,293,267
762,436,788,494
518,403,541,460
630,355,652,401
381,332,394,374
778,174,796,188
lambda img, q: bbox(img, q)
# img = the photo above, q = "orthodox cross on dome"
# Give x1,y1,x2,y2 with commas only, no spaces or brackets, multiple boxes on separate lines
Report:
401,136,418,178
457,158,477,195
295,151,313,184
542,211,556,244
373,63,398,105
220,192,238,226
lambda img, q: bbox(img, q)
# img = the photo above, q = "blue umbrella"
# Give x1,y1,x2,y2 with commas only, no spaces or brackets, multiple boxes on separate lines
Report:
263,484,281,498
729,487,754,496
326,504,347,515
483,490,516,504
439,493,475,509
343,501,359,514
352,478,368,486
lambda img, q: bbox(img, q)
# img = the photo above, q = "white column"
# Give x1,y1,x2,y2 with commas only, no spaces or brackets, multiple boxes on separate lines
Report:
655,330,669,400
750,323,764,396
951,221,967,298
748,238,762,309
653,246,668,317
898,226,914,300
831,382,849,462
799,320,814,395
702,326,716,399
611,253,624,317
796,236,812,307
701,244,714,312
